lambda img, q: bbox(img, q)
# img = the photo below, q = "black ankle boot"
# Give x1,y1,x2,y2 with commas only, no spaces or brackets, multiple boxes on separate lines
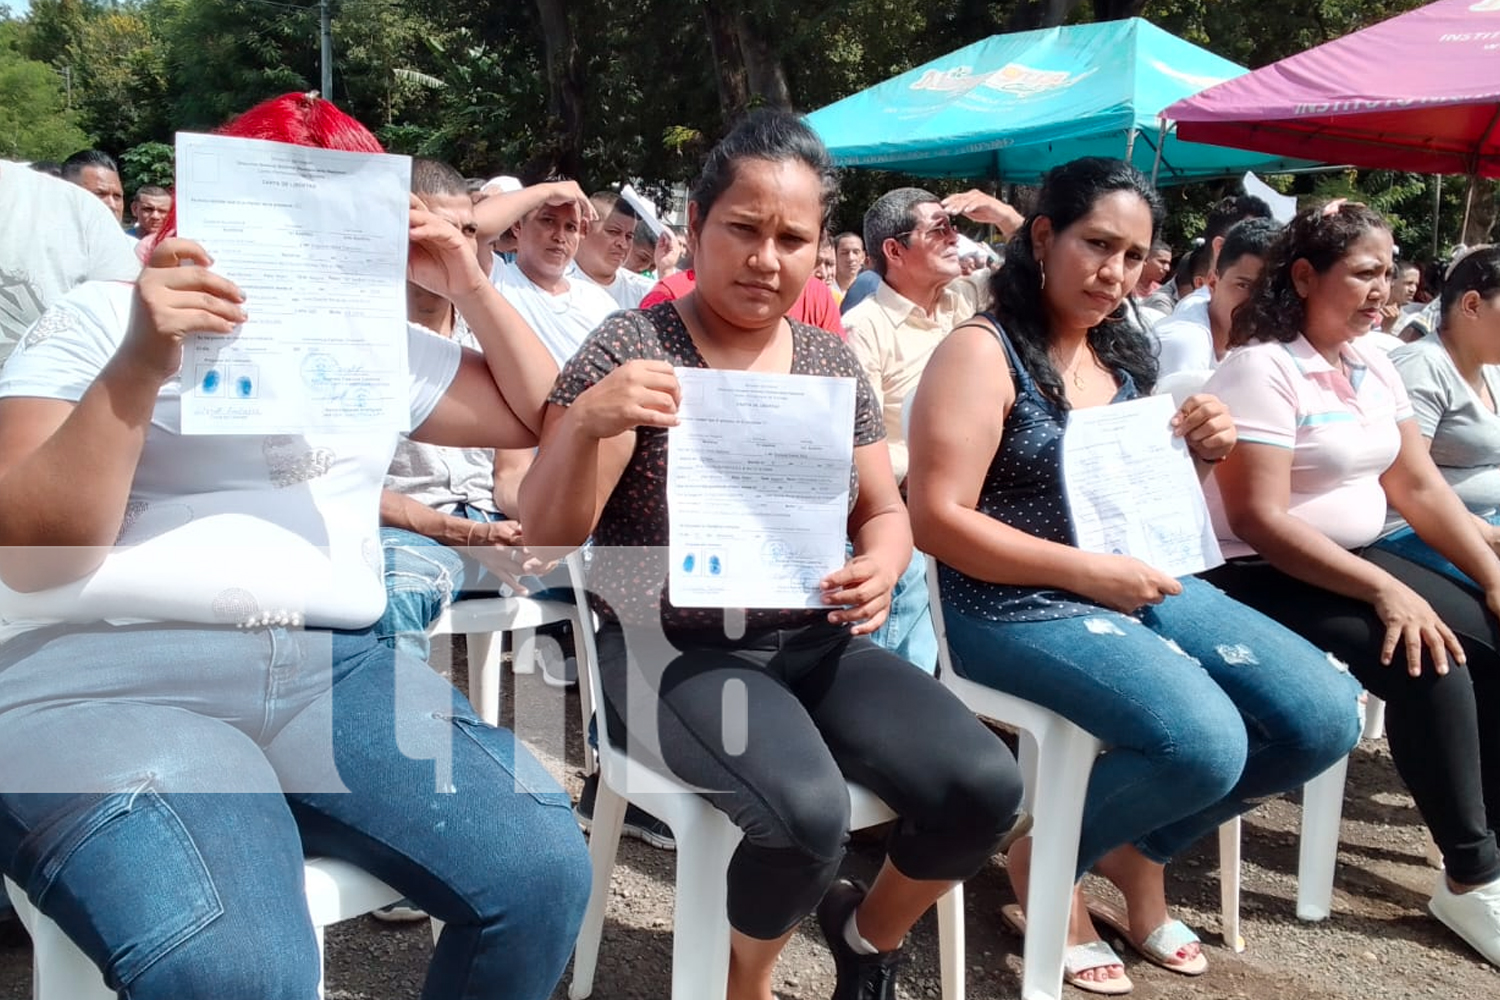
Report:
816,879,905,1000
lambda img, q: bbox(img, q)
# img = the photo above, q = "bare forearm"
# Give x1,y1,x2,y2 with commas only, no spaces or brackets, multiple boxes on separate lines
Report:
1400,482,1500,590
1232,509,1395,602
379,490,476,547
910,502,1104,591
473,187,552,241
850,504,913,578
0,360,161,587
491,448,534,518
450,284,558,436
518,411,606,547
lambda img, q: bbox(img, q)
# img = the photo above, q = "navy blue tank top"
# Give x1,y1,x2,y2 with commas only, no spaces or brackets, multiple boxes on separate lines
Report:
938,315,1138,622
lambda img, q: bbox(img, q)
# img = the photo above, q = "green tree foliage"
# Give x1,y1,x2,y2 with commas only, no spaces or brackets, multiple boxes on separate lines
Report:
119,139,174,191
3,0,1492,248
0,18,91,160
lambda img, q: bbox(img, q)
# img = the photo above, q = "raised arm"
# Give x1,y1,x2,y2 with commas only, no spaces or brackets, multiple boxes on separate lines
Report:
906,323,1180,614
473,181,596,245
0,240,246,590
405,197,557,446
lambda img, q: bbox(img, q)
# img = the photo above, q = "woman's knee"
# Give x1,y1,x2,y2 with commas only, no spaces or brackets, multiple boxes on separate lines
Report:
735,767,852,863
1149,701,1249,806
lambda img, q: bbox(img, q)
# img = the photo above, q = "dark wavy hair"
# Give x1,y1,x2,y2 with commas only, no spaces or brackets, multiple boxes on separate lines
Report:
988,157,1164,408
1229,202,1390,347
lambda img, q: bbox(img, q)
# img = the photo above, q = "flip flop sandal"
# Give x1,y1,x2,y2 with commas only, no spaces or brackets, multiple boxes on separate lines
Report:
1084,895,1209,976
1000,903,1135,996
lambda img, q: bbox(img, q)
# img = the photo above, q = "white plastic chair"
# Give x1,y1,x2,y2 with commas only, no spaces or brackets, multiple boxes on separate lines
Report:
429,586,596,775
924,557,1241,1000
565,554,966,1000
4,857,402,1000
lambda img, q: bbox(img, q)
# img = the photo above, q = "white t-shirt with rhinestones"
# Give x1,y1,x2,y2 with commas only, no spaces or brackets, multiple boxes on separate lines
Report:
0,280,461,641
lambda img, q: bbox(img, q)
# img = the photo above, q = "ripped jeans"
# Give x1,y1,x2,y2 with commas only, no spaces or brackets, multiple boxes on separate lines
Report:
944,575,1363,877
0,623,590,1000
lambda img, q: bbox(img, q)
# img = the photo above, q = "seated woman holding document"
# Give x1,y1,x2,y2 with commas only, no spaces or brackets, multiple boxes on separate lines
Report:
1202,206,1500,968
518,109,1024,1000
0,94,589,1000
905,157,1362,994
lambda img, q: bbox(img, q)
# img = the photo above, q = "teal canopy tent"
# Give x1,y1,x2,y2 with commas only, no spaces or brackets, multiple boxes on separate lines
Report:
804,18,1319,185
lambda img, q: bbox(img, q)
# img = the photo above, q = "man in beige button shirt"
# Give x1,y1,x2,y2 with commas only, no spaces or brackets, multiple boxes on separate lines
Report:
845,187,1020,483
843,185,1020,672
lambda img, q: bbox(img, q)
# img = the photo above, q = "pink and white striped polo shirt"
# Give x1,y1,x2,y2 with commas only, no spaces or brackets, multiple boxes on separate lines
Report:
1205,334,1414,559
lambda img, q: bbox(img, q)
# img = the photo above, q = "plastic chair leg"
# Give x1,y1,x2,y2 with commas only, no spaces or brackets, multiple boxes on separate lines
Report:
569,782,629,1000
466,630,505,726
1019,726,1097,1000
1218,818,1244,951
510,626,537,674
936,883,965,1000
1296,755,1350,921
1363,695,1386,741
666,808,738,1000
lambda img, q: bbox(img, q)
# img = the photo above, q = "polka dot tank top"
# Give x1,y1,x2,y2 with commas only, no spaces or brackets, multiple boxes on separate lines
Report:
938,316,1139,623
548,302,884,637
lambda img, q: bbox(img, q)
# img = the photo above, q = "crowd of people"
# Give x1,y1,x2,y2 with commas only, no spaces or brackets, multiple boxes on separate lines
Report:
1,90,1499,1000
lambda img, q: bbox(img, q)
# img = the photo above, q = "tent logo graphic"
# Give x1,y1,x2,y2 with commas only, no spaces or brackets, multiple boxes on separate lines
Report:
911,63,1096,98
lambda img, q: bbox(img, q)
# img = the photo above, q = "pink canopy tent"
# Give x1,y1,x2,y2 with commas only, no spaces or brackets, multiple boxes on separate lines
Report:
1163,0,1500,179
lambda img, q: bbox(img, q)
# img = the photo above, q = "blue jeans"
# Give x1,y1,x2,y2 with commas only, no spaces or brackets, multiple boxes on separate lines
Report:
376,504,504,664
869,549,938,674
944,575,1363,877
0,624,590,1000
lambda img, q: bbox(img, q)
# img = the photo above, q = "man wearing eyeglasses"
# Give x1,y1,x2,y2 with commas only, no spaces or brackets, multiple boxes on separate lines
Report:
843,186,1020,674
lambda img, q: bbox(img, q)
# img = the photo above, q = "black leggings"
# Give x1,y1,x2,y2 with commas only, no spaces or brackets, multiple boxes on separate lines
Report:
1203,553,1500,885
595,621,1023,939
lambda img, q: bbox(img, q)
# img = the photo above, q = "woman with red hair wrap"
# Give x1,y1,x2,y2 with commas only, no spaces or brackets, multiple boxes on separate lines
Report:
0,93,589,999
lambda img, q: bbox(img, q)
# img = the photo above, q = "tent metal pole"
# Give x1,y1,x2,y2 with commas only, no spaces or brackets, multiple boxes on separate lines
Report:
1461,173,1478,245
1125,128,1138,164
1432,175,1443,258
1150,119,1167,186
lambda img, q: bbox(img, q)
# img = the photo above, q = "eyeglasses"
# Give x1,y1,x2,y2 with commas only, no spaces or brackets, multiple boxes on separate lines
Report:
893,217,957,243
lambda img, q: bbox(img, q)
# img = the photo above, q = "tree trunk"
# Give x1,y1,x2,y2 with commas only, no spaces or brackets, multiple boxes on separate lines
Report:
702,0,749,118
533,0,586,179
736,14,792,110
1007,0,1078,31
702,0,791,120
1093,0,1148,20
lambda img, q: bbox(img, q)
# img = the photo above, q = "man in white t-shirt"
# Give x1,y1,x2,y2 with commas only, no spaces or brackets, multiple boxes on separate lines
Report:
570,191,655,310
491,198,618,367
1156,219,1280,380
0,161,141,366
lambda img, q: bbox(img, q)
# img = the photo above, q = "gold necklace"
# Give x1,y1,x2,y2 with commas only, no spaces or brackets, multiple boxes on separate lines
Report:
1052,350,1089,390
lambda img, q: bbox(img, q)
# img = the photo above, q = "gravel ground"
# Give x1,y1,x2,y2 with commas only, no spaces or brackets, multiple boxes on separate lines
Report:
4,639,1499,1000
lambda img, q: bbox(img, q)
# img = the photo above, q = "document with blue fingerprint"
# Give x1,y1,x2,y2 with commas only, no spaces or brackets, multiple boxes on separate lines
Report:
174,131,412,434
667,367,855,608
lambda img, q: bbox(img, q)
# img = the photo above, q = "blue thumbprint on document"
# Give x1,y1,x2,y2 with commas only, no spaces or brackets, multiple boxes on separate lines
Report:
682,553,696,574
708,555,723,576
200,368,222,395
236,376,254,398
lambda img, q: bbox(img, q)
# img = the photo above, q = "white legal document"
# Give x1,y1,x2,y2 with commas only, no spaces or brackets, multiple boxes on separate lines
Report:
667,368,855,608
1062,394,1223,578
174,132,412,434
